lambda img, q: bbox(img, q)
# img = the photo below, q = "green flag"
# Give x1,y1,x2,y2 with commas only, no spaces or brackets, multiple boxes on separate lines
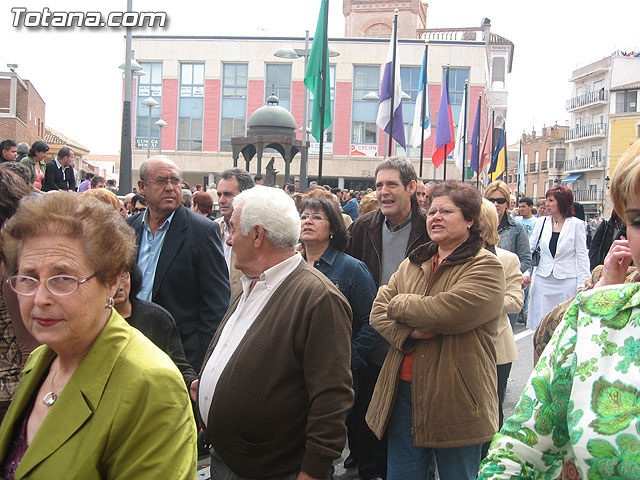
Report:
304,0,331,143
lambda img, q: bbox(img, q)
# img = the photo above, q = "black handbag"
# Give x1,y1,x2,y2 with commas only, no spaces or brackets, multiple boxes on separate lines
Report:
531,218,547,267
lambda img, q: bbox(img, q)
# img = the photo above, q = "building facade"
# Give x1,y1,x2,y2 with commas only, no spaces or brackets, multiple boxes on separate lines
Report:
129,5,514,188
566,52,640,216
0,70,45,146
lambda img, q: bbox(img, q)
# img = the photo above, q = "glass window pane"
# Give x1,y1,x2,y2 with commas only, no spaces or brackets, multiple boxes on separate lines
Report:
191,118,203,139
181,63,192,84
235,119,245,136
177,140,190,151
365,122,377,143
194,64,204,84
152,63,162,82
221,118,233,139
178,118,190,138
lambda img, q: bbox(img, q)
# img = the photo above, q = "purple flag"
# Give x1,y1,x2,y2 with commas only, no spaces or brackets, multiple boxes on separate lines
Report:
376,21,405,149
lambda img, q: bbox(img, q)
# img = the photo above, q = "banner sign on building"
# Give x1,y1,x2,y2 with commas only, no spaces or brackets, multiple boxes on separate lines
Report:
309,142,333,155
350,144,378,157
135,138,159,150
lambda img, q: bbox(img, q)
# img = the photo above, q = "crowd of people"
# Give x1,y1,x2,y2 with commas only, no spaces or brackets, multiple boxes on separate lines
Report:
0,134,639,480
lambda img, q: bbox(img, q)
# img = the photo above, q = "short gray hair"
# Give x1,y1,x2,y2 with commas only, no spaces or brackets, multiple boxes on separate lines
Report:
233,186,300,249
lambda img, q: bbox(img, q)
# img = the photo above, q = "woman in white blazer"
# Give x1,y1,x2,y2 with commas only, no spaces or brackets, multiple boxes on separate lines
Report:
525,186,590,331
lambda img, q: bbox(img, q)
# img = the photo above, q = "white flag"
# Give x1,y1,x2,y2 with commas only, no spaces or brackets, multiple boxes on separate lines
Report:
453,88,467,174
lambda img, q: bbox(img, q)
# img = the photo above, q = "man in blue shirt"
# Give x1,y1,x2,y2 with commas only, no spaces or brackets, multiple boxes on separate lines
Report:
127,156,230,371
342,191,360,221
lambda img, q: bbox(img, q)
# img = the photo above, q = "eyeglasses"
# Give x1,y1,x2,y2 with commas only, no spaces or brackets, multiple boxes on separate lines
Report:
7,273,97,296
488,197,508,205
300,213,328,222
144,177,181,187
426,207,461,218
132,207,146,213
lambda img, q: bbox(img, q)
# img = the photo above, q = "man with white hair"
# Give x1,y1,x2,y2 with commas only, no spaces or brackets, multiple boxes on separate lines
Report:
197,186,354,480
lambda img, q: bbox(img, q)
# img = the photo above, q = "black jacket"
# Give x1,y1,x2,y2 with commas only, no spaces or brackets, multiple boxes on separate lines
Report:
126,204,230,370
42,159,75,191
126,298,198,387
346,197,428,288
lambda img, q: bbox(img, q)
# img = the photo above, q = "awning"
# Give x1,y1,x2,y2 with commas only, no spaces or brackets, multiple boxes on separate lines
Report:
561,173,583,183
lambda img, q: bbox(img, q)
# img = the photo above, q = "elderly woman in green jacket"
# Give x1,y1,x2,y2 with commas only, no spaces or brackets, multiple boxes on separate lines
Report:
365,181,505,480
0,192,196,479
479,138,640,479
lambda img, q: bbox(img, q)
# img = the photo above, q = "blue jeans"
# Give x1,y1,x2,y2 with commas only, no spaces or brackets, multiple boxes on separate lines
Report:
387,381,482,480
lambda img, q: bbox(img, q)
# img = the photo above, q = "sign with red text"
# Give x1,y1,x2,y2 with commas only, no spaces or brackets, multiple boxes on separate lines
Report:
350,144,378,157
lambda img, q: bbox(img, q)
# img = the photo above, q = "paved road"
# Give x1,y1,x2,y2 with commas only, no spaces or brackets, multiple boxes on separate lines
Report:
198,325,538,480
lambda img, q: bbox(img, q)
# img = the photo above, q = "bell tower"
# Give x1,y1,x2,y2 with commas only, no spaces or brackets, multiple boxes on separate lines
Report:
343,0,428,38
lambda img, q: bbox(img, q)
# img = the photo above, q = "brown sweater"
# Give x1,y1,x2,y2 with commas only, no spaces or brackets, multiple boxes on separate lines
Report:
201,261,354,479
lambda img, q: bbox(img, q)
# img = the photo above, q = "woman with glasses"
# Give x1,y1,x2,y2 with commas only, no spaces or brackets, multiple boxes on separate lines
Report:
366,181,505,480
0,192,196,479
524,185,589,331
484,181,531,274
298,191,379,476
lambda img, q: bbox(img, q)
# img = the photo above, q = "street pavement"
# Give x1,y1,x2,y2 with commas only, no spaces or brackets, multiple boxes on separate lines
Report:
197,324,537,480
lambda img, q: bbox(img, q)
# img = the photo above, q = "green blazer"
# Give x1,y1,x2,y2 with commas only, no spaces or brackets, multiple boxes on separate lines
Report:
0,311,197,479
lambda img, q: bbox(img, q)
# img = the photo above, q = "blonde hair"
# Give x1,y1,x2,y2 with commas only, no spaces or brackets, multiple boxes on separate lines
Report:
478,198,500,247
483,181,510,202
359,192,379,215
81,188,120,211
611,138,640,220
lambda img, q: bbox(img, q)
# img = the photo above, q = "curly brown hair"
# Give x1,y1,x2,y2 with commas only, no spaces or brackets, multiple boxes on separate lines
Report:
1,192,136,284
431,180,483,237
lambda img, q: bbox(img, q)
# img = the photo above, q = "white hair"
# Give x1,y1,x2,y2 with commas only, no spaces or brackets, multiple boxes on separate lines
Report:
233,185,300,249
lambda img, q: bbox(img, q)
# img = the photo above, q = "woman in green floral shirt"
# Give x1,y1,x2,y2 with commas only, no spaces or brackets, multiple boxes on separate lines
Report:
479,138,640,479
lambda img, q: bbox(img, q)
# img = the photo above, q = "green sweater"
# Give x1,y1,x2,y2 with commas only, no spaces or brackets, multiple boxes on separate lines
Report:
480,281,640,479
202,261,354,479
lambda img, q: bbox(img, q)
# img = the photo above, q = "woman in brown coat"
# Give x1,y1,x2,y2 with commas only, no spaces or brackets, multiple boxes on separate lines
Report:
365,181,505,480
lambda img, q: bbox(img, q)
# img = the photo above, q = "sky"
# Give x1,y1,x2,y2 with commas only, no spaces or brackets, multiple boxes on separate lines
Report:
1,0,638,155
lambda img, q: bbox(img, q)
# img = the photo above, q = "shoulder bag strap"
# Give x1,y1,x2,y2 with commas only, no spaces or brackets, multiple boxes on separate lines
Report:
534,217,547,251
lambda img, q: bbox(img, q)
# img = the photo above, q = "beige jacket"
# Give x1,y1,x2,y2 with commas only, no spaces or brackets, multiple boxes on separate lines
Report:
365,237,505,448
495,247,523,364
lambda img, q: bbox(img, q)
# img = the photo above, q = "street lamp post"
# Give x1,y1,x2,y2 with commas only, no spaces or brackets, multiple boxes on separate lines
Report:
274,35,339,191
141,97,159,158
155,119,168,154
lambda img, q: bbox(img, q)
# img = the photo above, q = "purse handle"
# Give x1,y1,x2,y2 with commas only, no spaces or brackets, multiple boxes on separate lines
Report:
533,217,547,251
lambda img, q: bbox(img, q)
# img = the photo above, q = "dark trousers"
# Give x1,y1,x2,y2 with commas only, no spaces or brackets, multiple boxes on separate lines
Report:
349,363,387,479
481,362,512,459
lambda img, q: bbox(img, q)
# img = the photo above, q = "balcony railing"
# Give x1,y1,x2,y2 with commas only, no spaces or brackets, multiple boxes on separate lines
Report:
566,89,608,111
564,156,605,172
573,189,603,202
541,161,548,171
565,123,607,142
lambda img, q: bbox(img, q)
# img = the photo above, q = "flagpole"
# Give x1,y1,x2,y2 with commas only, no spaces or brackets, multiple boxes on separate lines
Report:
503,128,507,182
461,79,468,183
517,139,523,202
489,110,495,183
419,40,428,178
388,9,398,157
443,66,450,180
475,93,482,190
317,0,329,184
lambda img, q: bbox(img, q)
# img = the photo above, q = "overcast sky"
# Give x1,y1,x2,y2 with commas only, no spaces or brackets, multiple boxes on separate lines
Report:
1,0,638,154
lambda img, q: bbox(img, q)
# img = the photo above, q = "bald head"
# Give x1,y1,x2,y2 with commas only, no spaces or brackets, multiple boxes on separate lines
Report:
138,155,183,219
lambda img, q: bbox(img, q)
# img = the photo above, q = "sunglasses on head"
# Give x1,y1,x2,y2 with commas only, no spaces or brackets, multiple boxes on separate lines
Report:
489,197,507,205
